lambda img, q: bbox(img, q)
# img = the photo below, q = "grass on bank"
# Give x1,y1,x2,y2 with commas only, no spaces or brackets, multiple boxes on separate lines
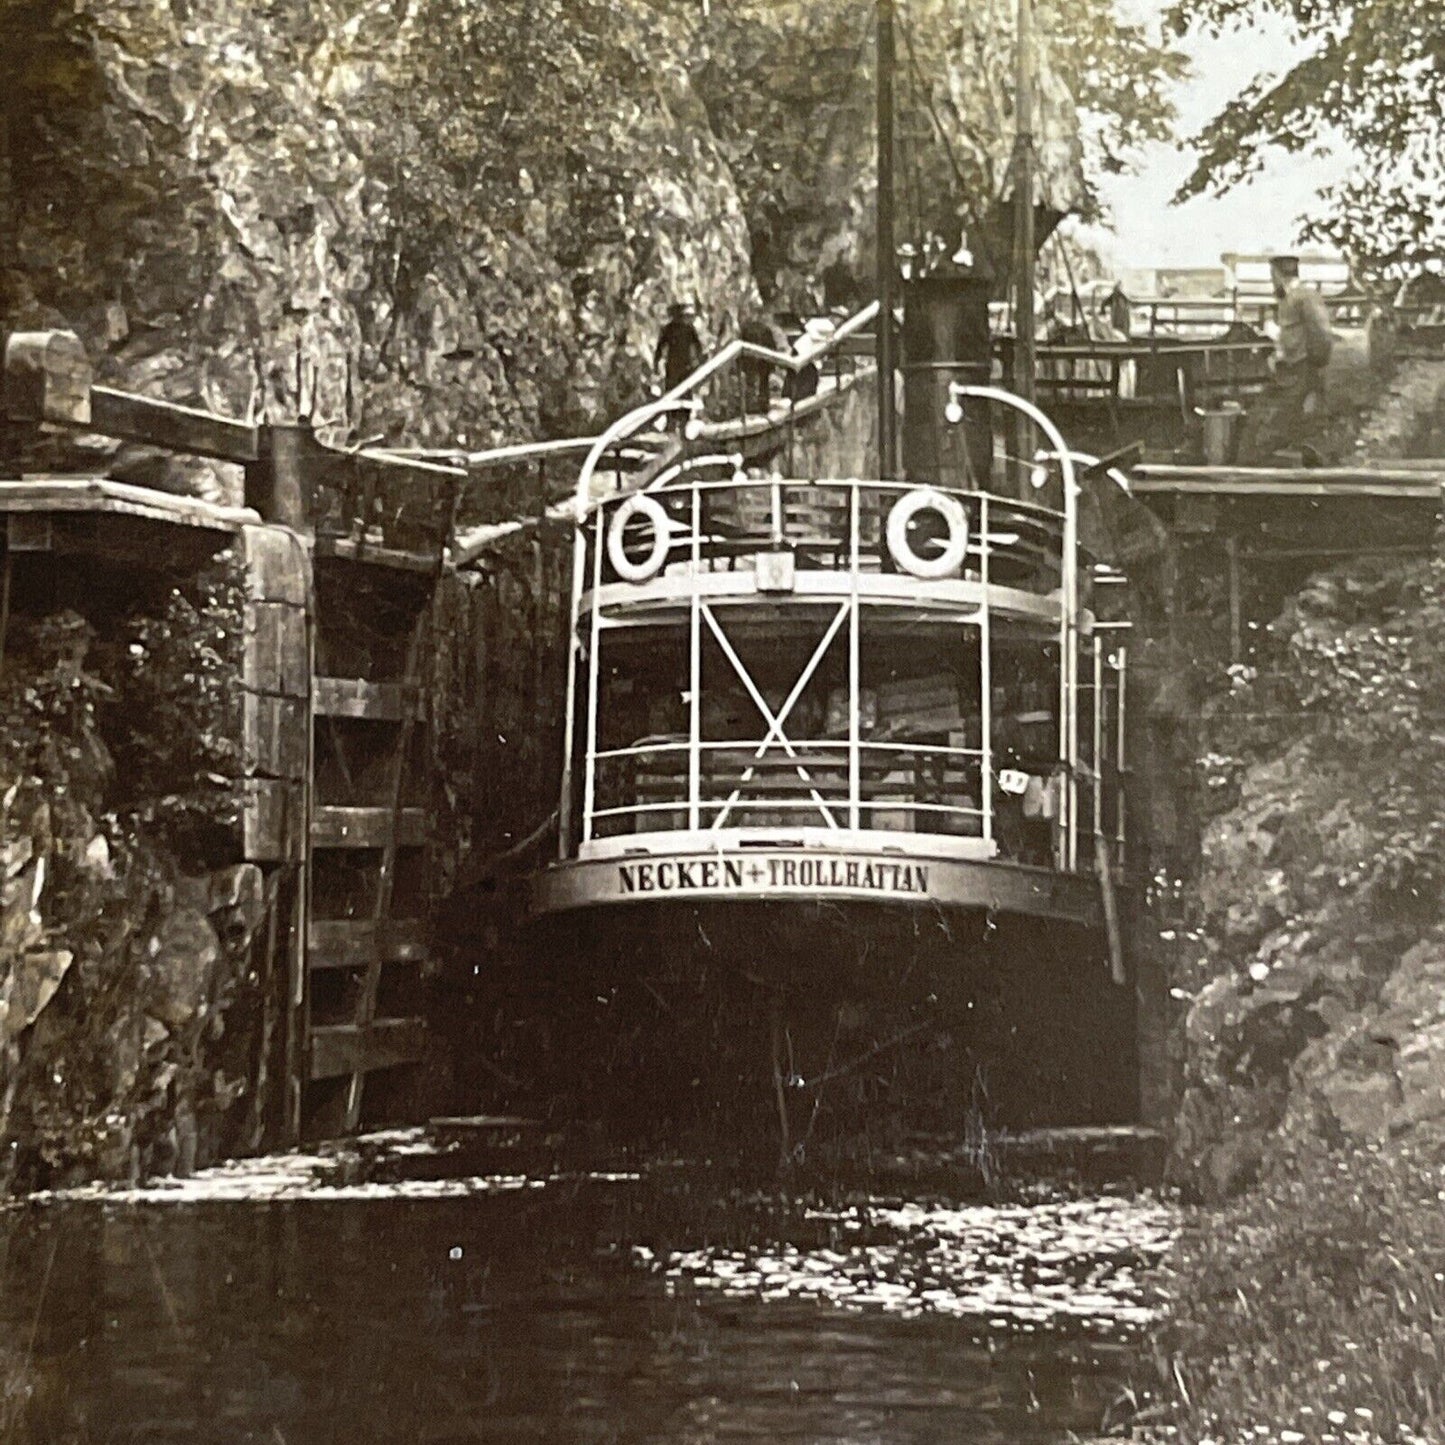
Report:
1151,1136,1445,1444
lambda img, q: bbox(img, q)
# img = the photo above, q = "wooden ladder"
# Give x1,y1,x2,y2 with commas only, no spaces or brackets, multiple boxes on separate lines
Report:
303,476,459,1136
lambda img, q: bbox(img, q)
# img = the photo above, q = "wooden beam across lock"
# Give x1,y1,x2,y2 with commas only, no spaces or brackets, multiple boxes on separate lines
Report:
3,328,260,463
90,387,260,463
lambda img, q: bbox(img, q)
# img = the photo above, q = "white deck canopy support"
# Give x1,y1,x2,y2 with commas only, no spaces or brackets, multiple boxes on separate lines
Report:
949,384,1081,870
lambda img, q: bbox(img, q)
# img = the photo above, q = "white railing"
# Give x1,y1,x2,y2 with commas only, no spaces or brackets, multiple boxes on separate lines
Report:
568,466,1092,867
948,386,1082,870
581,475,1067,598
589,738,988,840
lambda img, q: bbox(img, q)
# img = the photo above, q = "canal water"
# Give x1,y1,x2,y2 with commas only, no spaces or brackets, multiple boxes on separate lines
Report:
0,1133,1173,1443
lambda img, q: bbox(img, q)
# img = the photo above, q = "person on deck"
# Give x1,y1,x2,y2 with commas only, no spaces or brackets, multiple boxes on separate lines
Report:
1240,255,1334,464
655,300,705,396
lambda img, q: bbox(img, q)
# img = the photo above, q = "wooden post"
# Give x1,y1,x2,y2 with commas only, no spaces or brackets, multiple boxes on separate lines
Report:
1095,833,1126,987
247,422,316,531
0,545,11,683
1225,532,1242,662
875,0,897,480
1012,0,1036,407
2,330,92,427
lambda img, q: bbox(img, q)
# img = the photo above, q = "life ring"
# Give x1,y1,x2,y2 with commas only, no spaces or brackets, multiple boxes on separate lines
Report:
886,487,969,579
607,493,671,583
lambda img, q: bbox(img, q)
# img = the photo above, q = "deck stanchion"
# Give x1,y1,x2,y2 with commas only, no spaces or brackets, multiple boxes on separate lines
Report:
581,504,605,844
689,481,702,830
979,493,993,852
1226,533,1242,662
848,480,861,831
1115,643,1128,868
947,384,1080,871
1093,633,1104,843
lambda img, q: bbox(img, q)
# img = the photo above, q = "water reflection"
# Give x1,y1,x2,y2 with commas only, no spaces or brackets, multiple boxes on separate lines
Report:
653,1197,1171,1330
0,1140,1172,1443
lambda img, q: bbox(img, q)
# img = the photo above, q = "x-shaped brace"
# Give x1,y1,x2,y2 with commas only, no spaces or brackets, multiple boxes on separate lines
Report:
703,600,851,829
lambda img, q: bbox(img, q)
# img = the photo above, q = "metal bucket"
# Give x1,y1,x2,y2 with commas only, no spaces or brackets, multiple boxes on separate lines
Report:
1196,404,1243,465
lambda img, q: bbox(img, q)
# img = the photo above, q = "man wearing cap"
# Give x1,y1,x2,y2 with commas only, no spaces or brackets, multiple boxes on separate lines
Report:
655,300,705,395
739,312,782,413
1241,255,1334,463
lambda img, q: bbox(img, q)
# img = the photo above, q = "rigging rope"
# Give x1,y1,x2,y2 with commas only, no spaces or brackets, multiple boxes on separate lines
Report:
895,3,974,234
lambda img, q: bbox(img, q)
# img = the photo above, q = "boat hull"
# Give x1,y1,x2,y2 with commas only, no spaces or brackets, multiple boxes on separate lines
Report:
517,889,1139,1149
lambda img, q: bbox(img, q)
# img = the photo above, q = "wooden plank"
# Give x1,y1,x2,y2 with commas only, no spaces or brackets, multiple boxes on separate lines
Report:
313,677,413,721
1135,462,1445,490
242,778,304,862
243,601,309,697
88,386,260,463
353,448,467,482
1355,458,1445,473
383,436,597,467
1133,478,1441,500
240,524,310,606
3,330,91,426
309,1018,427,1080
243,692,309,779
0,477,255,531
308,918,428,970
345,611,432,1133
312,535,440,573
428,1115,540,1132
311,805,427,849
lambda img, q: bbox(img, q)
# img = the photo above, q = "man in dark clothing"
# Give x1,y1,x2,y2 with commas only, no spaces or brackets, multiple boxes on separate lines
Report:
1240,255,1335,463
739,314,781,413
655,301,705,395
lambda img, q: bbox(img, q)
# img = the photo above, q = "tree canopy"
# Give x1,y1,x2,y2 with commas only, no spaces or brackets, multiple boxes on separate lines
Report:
1168,0,1445,274
691,0,1187,302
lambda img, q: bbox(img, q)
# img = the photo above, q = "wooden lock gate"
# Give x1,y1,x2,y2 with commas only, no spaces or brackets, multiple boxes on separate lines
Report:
1,328,465,1142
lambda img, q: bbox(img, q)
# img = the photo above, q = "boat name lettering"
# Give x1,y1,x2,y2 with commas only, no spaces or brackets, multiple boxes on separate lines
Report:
616,857,930,897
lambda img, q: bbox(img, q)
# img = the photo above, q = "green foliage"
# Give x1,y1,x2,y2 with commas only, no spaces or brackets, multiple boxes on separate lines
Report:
0,554,249,1187
339,0,670,279
1194,555,1445,913
1168,0,1445,272
691,0,872,303
1157,1137,1445,1442
0,555,244,859
104,556,245,850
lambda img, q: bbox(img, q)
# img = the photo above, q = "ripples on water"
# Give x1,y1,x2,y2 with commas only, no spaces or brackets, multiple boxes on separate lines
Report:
0,1130,1174,1443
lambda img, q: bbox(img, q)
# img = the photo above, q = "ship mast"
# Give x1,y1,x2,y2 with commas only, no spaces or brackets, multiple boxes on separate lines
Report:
876,0,897,479
1012,0,1036,403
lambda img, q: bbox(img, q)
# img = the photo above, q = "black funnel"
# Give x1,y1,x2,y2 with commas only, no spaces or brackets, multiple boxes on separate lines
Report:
901,274,993,490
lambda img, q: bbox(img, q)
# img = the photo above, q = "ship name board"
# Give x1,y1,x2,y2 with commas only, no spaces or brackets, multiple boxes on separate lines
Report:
616,855,931,898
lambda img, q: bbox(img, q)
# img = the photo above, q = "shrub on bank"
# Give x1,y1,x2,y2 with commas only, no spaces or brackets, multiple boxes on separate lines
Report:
1155,1136,1445,1443
0,557,264,1189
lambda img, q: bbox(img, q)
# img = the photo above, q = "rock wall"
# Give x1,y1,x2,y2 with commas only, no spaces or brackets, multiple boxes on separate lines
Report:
784,378,881,480
2,0,755,501
1353,359,1445,459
